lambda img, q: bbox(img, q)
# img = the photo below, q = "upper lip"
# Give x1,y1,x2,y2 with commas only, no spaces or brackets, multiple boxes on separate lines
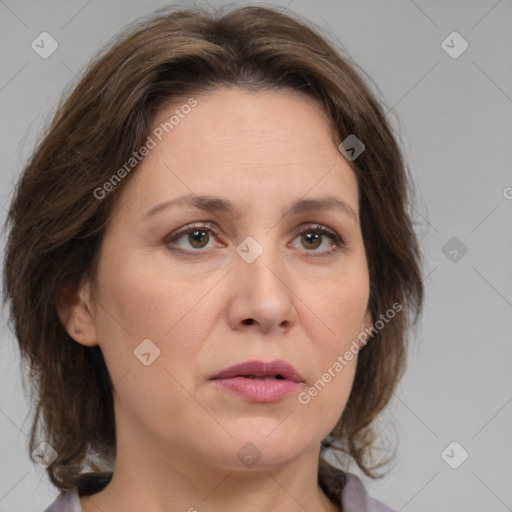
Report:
211,360,304,383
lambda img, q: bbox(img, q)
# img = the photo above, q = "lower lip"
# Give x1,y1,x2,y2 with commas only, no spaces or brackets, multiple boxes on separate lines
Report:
212,377,302,403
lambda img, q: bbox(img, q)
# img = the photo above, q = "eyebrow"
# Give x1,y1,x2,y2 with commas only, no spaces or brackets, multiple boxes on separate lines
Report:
140,194,358,223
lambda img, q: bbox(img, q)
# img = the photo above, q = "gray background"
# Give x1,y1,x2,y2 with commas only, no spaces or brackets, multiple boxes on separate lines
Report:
1,0,511,511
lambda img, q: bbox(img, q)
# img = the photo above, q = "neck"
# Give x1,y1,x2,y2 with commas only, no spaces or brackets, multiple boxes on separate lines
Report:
80,425,339,512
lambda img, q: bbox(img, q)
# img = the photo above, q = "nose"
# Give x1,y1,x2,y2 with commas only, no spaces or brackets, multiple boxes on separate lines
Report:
226,239,297,335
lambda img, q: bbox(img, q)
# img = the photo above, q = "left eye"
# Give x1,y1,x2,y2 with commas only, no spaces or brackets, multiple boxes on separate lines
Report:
290,225,344,254
165,223,344,255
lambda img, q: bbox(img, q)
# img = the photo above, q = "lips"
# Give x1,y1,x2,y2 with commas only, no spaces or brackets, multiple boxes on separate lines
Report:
211,360,304,383
211,360,304,403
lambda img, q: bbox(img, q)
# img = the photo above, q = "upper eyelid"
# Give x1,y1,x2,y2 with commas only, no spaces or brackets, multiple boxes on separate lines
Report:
166,222,344,246
168,221,340,237
169,222,219,239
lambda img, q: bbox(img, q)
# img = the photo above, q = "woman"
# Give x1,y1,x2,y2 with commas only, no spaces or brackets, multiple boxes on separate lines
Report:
2,4,423,512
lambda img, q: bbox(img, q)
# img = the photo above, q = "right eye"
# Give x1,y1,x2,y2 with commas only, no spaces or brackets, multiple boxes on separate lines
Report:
164,222,224,253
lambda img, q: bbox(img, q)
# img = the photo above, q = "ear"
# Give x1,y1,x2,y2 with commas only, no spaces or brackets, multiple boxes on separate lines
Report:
55,277,98,347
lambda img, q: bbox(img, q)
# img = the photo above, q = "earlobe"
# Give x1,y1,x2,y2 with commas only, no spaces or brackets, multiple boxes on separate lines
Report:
54,278,98,347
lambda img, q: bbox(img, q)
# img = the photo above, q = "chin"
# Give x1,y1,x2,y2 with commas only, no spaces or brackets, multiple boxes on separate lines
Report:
221,425,317,470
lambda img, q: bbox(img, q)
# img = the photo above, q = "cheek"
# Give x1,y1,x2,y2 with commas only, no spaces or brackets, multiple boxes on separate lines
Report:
295,319,360,445
92,254,216,436
92,251,219,382
300,285,362,388
291,265,369,436
97,251,193,335
299,261,370,349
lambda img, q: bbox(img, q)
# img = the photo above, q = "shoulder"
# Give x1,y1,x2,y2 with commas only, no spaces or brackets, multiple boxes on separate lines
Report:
43,489,81,512
318,459,397,512
43,471,111,511
343,473,397,512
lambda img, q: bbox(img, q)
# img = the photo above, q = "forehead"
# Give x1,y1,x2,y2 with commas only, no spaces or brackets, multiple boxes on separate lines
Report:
166,86,336,147
113,87,359,219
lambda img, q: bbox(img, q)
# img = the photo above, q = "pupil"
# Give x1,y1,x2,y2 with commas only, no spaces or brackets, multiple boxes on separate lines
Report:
190,229,209,248
303,232,320,249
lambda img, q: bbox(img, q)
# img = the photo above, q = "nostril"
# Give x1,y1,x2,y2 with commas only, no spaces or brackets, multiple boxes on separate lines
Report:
243,318,254,325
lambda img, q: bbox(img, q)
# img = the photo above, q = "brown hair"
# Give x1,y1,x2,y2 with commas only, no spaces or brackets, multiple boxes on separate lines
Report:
2,3,423,495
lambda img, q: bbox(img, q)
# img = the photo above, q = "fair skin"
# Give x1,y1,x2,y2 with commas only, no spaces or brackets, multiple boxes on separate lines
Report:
57,87,373,512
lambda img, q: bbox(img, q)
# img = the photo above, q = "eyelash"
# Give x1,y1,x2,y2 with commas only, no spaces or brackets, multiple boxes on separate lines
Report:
164,222,345,257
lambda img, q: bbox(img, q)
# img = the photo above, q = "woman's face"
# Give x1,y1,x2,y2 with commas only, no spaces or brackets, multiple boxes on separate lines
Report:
78,87,372,472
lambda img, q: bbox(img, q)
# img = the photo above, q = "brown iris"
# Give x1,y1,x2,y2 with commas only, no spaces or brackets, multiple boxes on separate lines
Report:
188,229,209,248
301,231,321,250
